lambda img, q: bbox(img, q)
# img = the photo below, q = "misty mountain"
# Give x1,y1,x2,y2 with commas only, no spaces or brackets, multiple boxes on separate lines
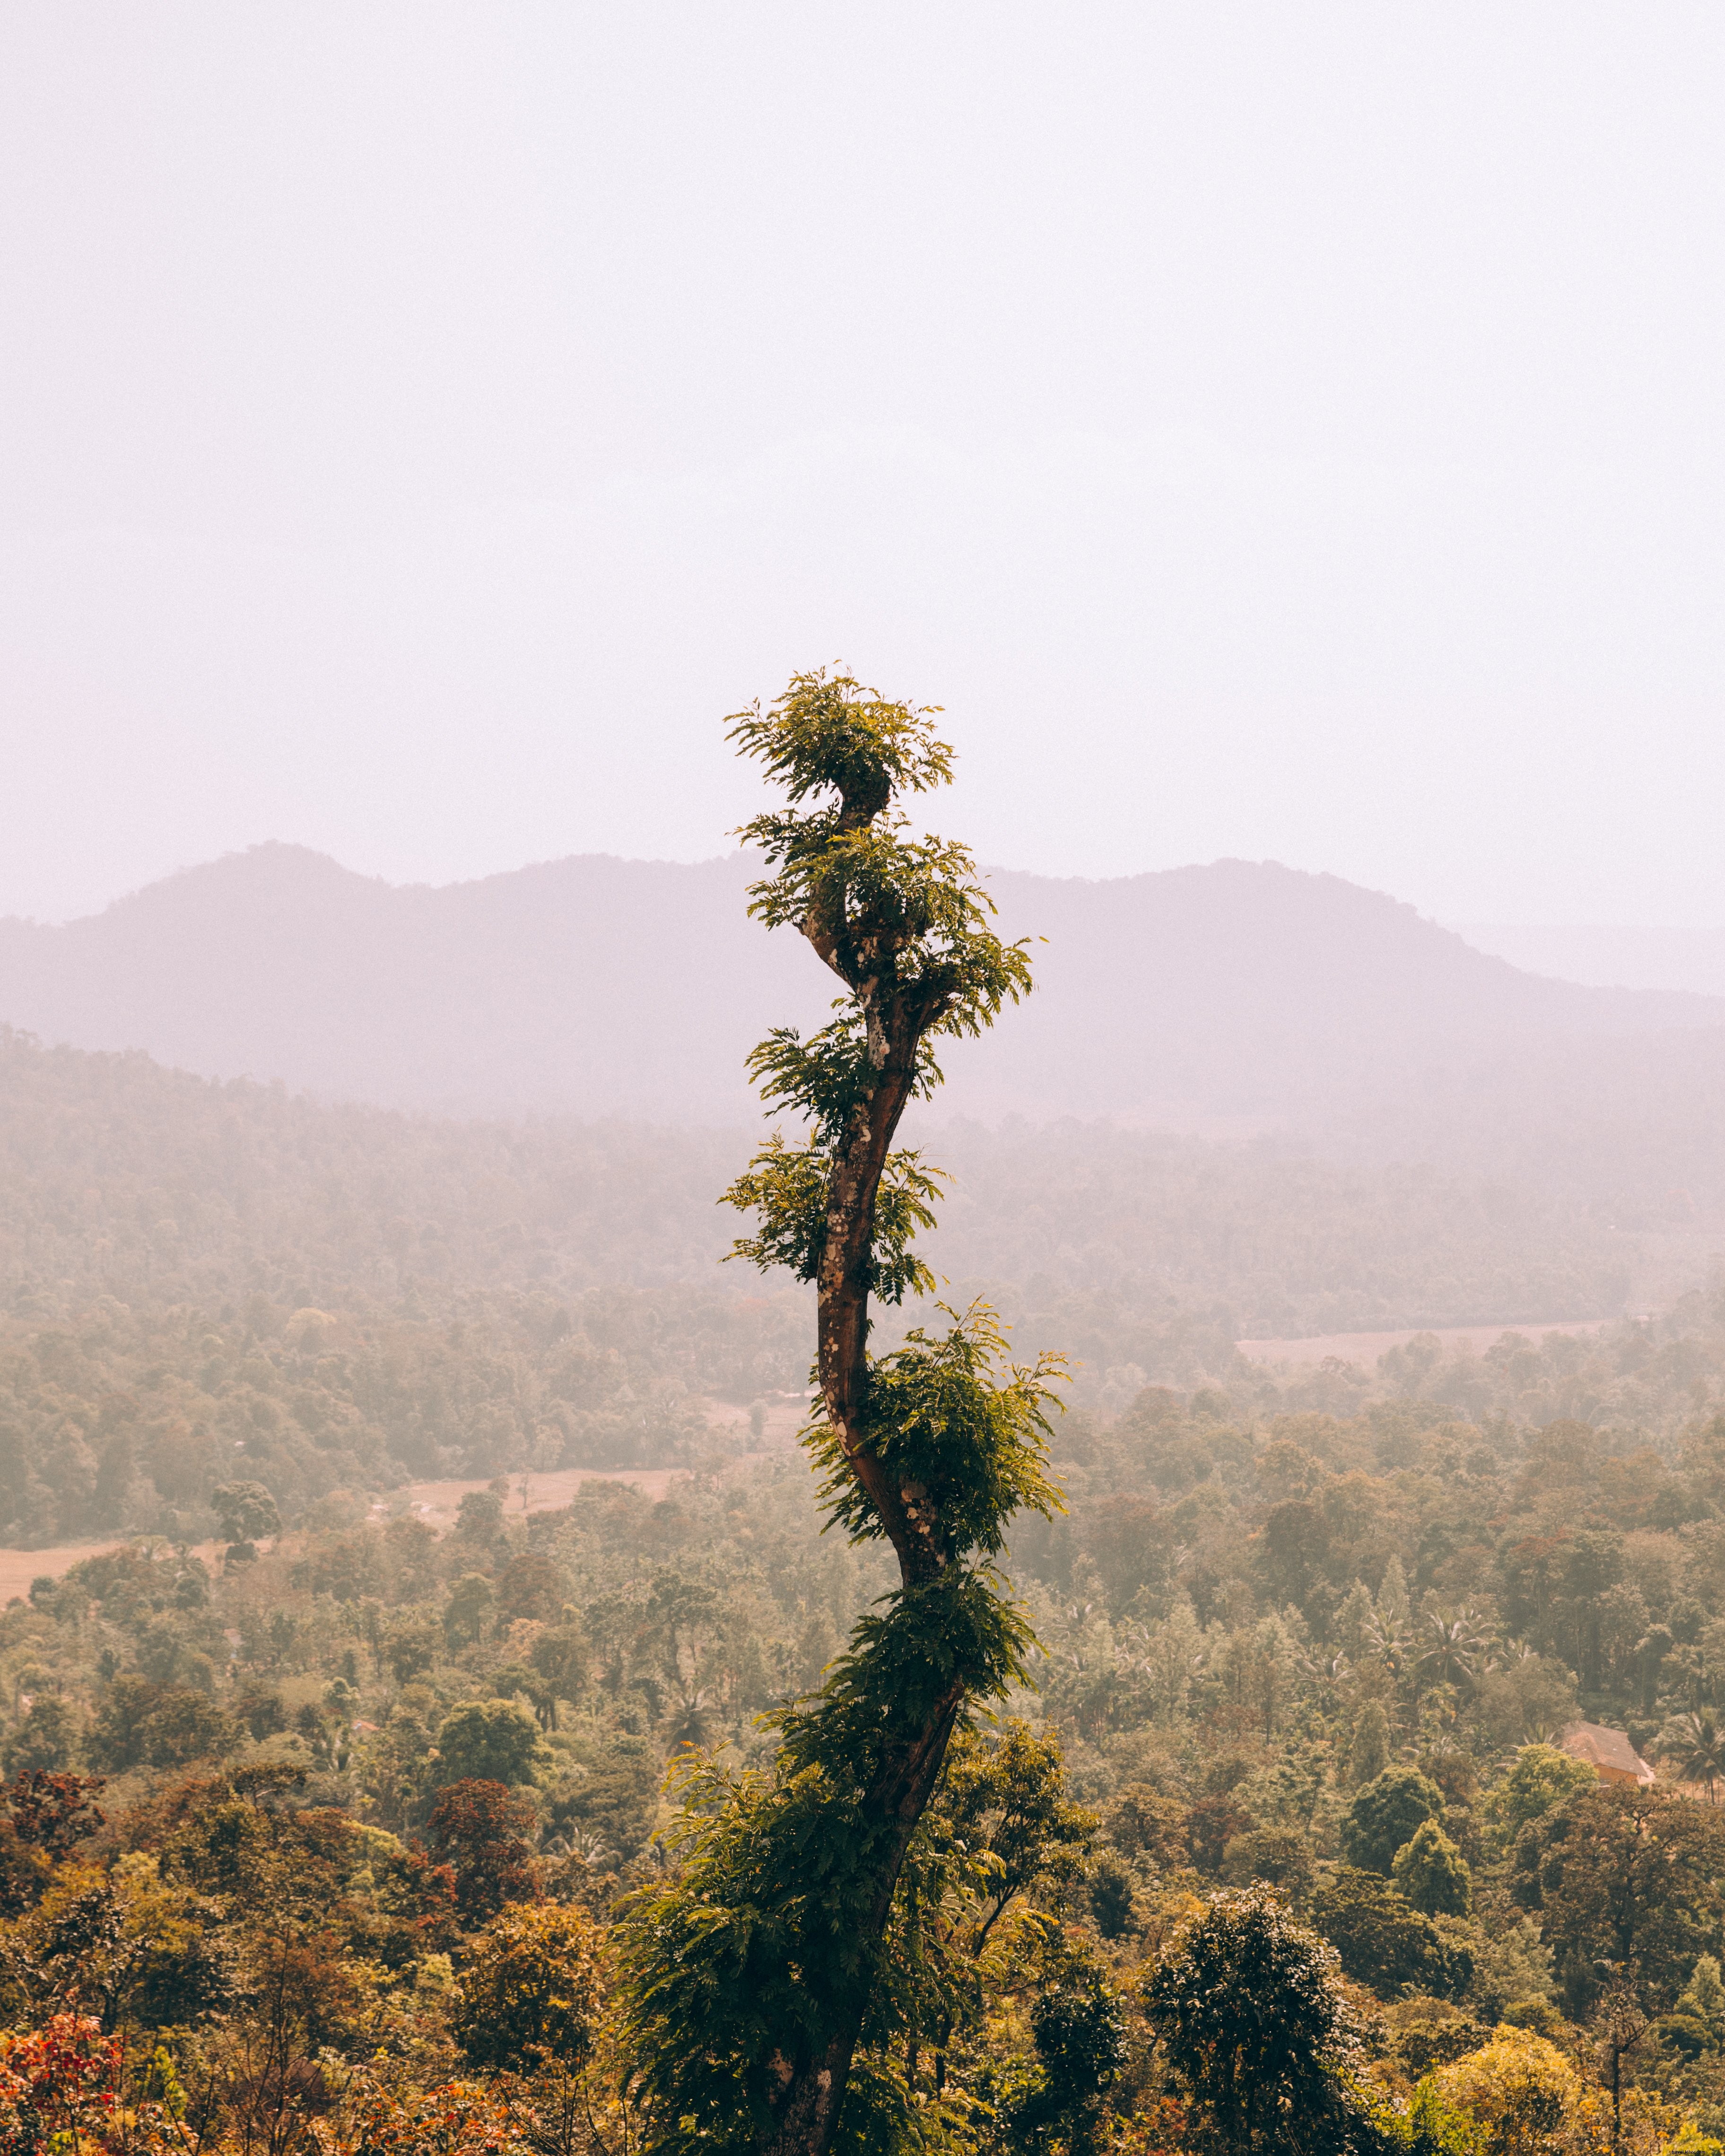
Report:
1460,922,1725,998
1,843,1720,1143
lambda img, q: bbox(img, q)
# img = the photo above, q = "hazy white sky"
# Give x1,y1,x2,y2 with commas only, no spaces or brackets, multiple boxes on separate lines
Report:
4,5,1724,924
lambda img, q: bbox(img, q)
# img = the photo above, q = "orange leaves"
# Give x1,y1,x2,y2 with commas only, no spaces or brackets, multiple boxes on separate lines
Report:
0,2013,120,2156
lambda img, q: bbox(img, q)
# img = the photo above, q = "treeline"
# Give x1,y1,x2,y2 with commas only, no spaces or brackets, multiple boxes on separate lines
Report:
0,1026,1682,1342
10,1041,1725,1541
1,1019,1713,1553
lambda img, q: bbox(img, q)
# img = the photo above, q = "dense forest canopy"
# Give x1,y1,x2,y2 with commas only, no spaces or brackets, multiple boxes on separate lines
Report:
2,850,1725,2147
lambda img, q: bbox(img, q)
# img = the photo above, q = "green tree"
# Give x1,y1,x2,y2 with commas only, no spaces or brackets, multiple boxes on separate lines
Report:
1348,1701,1392,1789
545,1739,659,1870
141,1689,241,1767
528,1619,589,1732
1657,1711,1725,1802
1311,1868,1472,2001
1466,1916,1557,2023
938,1721,1094,1952
1516,1783,1725,2014
1,1697,76,1776
1662,1952,1725,2058
209,1478,280,1552
1403,2078,1488,2156
1487,1744,1596,1849
435,1699,552,1791
1101,1783,1189,1870
1680,1954,1725,2037
1221,1826,1316,1903
87,1675,162,1772
1012,1947,1128,2156
1418,1608,1490,1694
386,1610,443,1685
453,1900,607,2074
495,1549,573,1628
1342,1765,1446,1873
1393,1819,1472,1917
455,1488,507,1545
444,1572,496,1649
1143,1887,1384,2154
88,1678,238,1772
618,672,1054,2156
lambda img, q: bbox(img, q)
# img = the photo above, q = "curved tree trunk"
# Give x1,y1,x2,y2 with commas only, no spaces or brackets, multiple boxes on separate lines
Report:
692,679,1039,2156
758,978,956,2156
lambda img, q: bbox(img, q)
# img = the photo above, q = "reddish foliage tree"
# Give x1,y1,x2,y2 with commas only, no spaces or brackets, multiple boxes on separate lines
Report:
425,1779,538,1923
0,2013,120,2156
7,1770,105,1855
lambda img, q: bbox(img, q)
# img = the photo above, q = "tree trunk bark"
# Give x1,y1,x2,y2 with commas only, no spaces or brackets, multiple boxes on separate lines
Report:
759,1685,965,2156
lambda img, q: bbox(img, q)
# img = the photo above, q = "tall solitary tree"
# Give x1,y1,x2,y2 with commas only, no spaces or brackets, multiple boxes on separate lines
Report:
619,672,1061,2156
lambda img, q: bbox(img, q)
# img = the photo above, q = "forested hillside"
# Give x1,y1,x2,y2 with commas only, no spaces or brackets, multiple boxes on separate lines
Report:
3,1017,1680,1330
2,1022,1722,1545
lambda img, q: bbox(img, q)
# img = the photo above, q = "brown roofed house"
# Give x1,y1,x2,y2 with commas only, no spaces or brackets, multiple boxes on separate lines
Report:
1560,1721,1657,1787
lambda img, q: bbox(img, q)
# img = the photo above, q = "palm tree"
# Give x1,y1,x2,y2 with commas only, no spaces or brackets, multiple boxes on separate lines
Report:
1297,1650,1352,1706
664,1684,716,1752
1366,1611,1414,1684
1418,1607,1491,1693
1656,1711,1725,1803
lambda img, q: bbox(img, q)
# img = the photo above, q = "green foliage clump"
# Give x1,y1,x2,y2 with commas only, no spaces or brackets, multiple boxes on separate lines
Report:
434,1700,552,1792
1487,1744,1597,1846
723,1130,945,1306
1513,1782,1725,2016
1311,1868,1473,2001
1393,1819,1472,1917
940,1720,1095,1940
210,1480,281,1549
1342,1765,1447,1874
1144,1888,1387,2153
1403,2077,1487,2156
453,1899,607,2074
1013,1951,1128,2154
805,1307,1064,1567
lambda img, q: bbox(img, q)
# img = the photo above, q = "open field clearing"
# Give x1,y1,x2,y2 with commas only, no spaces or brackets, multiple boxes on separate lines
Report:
1236,1317,1615,1366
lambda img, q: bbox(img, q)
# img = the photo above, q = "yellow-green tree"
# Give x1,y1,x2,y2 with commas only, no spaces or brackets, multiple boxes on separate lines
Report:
1429,2026,1580,2156
453,1901,607,2075
1394,1818,1472,1917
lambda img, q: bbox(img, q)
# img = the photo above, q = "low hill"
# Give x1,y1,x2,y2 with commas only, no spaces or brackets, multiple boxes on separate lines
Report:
0,1024,1698,1352
0,845,1719,1143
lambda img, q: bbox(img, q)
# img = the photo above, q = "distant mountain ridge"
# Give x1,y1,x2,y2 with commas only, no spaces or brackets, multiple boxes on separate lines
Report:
0,843,1720,1137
